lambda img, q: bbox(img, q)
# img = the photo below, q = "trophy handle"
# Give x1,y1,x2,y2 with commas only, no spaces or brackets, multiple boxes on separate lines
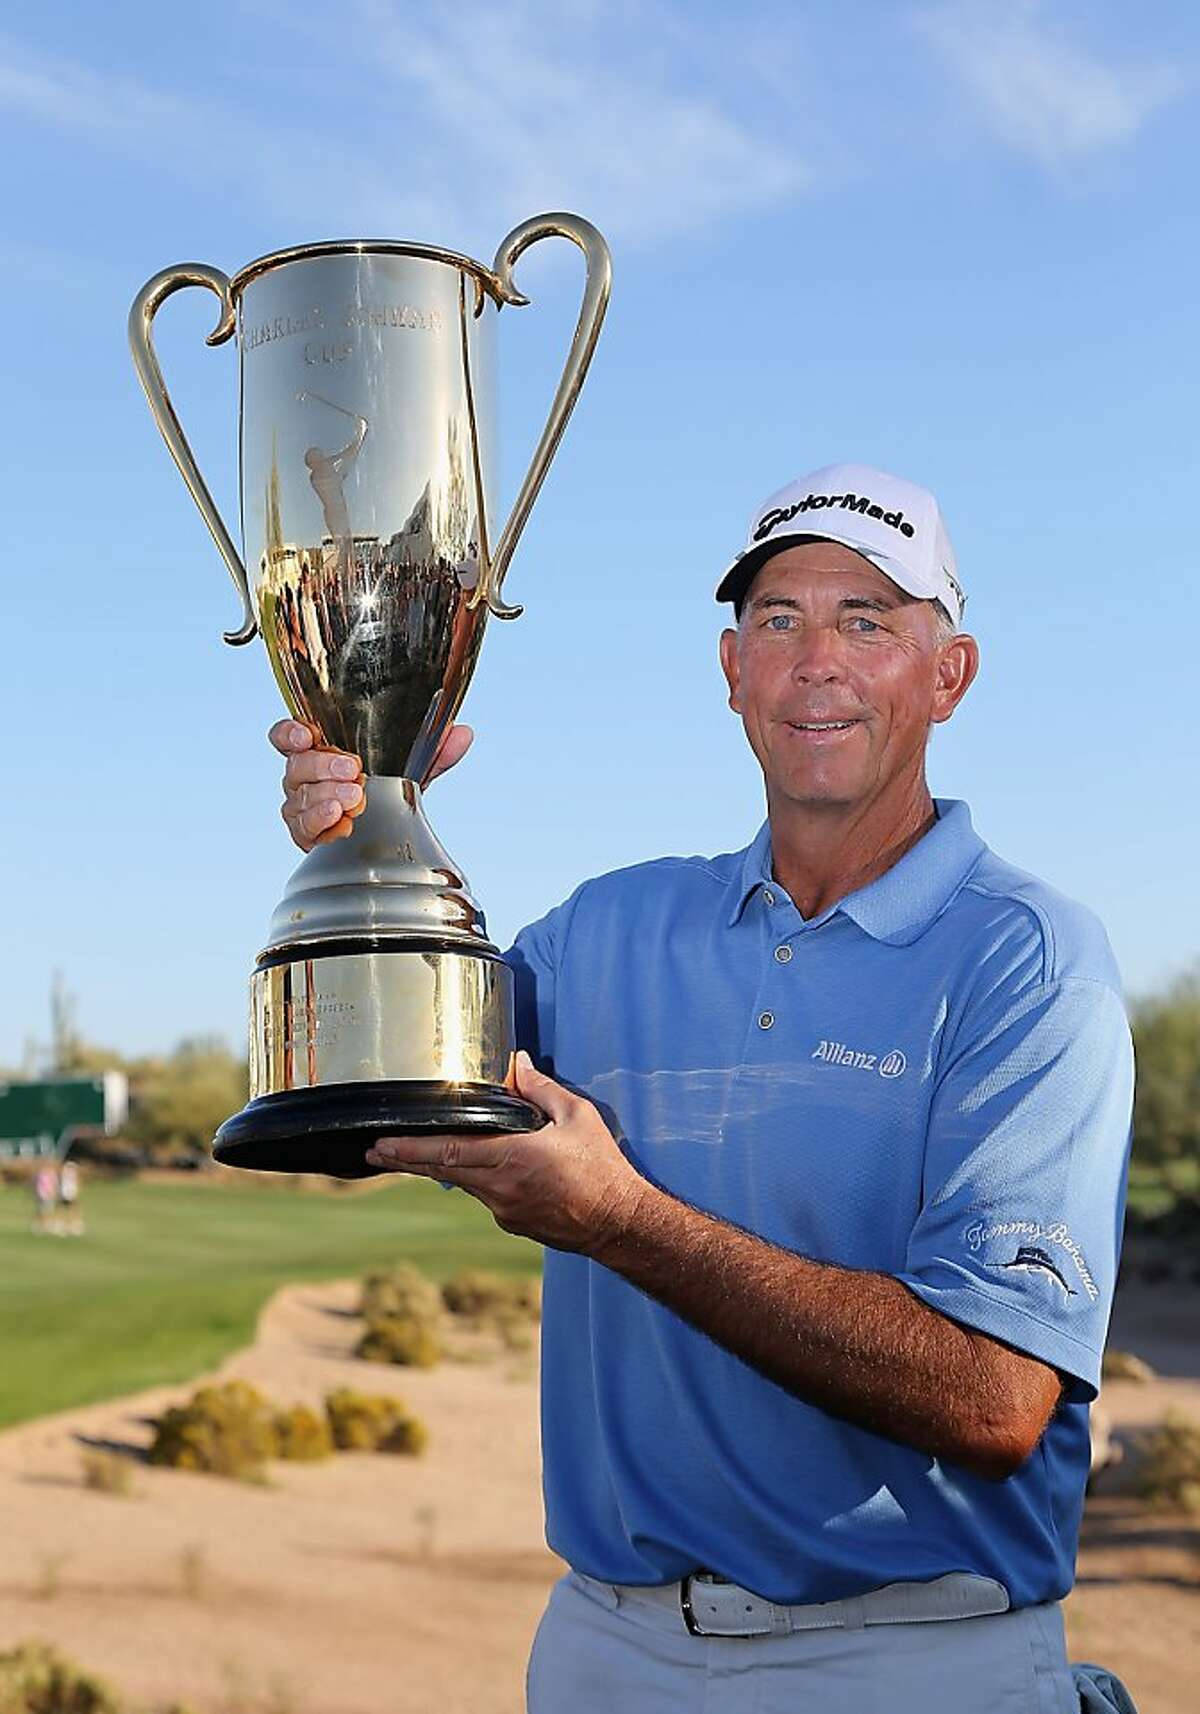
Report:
128,264,258,646
484,214,612,620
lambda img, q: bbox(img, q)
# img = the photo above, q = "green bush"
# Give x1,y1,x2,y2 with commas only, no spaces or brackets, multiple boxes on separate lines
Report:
359,1263,442,1325
441,1268,540,1325
274,1403,333,1462
1137,1409,1200,1512
356,1315,440,1368
148,1380,278,1480
325,1388,427,1455
0,1640,122,1714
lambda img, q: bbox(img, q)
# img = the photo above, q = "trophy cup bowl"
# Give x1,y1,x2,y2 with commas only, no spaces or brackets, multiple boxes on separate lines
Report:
130,217,610,1176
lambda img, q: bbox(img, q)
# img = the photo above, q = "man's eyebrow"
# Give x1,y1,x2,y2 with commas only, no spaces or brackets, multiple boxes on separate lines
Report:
747,593,906,614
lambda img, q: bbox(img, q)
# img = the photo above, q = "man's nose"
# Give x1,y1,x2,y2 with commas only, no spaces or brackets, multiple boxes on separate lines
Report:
790,623,846,681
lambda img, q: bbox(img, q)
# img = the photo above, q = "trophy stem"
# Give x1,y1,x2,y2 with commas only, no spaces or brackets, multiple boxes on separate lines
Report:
213,774,541,1177
265,775,491,951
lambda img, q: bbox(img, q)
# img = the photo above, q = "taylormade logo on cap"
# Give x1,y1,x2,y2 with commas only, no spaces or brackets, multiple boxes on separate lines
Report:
754,490,916,545
716,462,965,627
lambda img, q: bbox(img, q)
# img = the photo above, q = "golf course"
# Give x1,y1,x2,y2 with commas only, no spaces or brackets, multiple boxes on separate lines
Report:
0,1171,540,1429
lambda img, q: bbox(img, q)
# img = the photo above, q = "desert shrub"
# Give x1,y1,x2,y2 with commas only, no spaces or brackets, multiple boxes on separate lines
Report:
1137,1409,1200,1512
325,1388,427,1455
80,1450,135,1497
495,1313,536,1353
359,1263,442,1325
0,1639,122,1714
1101,1348,1157,1383
148,1380,278,1480
441,1269,541,1325
356,1315,440,1368
379,1414,429,1457
274,1404,333,1462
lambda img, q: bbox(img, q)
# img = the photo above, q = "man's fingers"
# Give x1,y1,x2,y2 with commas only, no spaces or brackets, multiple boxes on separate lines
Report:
284,795,348,844
284,748,363,789
427,723,474,782
368,1132,512,1170
269,719,317,755
512,1050,576,1123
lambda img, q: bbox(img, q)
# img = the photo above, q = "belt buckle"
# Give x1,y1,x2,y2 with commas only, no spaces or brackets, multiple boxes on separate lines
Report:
681,1572,739,1637
680,1573,705,1636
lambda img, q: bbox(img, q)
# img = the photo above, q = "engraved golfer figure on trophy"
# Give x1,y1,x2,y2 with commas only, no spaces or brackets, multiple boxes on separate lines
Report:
130,216,611,1176
300,391,369,544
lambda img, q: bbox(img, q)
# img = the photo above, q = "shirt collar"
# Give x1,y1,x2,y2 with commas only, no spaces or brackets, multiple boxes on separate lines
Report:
726,799,986,944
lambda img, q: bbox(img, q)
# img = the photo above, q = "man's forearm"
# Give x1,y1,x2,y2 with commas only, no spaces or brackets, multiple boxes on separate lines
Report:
592,1179,1050,1479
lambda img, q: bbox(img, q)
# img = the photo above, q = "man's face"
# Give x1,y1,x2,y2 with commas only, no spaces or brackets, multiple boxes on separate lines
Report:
718,542,978,815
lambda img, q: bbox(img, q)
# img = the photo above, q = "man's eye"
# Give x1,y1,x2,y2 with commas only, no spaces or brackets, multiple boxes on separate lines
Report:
846,616,881,633
765,614,794,631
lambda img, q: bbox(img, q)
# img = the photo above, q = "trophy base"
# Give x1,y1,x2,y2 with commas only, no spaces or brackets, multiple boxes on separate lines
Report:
212,1081,542,1179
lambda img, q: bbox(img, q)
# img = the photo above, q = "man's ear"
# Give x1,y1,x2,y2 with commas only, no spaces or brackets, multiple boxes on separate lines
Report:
719,627,741,712
931,633,980,725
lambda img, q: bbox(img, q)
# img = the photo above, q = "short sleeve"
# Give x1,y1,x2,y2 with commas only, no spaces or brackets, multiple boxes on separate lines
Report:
504,908,560,1070
895,977,1134,1402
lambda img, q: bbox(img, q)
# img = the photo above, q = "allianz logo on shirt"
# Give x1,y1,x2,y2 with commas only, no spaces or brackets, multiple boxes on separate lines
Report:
811,1040,907,1078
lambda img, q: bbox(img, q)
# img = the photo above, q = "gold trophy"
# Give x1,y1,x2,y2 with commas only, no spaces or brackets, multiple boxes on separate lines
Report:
130,217,610,1174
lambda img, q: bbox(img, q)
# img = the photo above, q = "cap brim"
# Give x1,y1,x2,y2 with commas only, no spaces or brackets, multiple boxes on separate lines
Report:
715,532,931,611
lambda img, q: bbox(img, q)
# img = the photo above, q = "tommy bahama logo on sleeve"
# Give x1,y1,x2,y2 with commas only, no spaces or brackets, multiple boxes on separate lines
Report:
964,1218,1100,1302
812,1040,907,1078
754,492,917,543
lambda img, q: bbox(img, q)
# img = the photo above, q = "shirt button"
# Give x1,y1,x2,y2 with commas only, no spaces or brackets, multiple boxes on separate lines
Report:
774,944,793,964
763,889,776,907
758,1011,775,1030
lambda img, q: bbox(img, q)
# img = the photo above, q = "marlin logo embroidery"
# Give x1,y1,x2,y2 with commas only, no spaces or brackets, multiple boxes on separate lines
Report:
996,1245,1076,1296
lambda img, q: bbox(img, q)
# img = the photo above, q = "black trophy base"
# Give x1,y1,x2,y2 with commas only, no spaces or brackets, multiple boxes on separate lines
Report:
212,1081,543,1179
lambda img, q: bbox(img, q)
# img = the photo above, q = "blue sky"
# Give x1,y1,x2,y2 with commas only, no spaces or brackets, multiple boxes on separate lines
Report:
2,0,1197,1066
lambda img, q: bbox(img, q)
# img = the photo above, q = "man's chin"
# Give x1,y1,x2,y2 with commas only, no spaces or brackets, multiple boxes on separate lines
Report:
773,782,863,813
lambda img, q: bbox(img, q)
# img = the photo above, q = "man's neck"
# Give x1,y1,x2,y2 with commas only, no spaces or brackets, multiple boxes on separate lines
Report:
766,778,938,921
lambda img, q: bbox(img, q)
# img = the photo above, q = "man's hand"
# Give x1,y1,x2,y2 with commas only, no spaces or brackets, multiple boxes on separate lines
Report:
365,1051,650,1253
269,720,475,851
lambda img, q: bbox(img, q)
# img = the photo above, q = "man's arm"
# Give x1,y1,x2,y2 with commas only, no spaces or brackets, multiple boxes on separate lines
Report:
590,1176,1062,1481
366,1054,1063,1482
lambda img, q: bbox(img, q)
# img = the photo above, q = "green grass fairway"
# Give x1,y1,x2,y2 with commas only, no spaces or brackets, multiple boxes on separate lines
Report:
0,1174,540,1430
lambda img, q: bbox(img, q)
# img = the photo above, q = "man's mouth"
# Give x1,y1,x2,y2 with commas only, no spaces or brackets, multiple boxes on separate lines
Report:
786,719,860,733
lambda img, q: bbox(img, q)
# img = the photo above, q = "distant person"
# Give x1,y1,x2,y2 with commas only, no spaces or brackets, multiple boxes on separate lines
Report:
58,1157,82,1236
268,464,1136,1712
32,1163,57,1233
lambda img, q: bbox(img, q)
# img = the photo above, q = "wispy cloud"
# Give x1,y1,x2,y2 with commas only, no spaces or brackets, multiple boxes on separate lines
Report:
343,0,809,245
915,0,1185,167
0,5,810,249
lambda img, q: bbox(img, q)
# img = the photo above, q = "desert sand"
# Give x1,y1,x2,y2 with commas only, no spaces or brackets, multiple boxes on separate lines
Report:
0,1276,1195,1713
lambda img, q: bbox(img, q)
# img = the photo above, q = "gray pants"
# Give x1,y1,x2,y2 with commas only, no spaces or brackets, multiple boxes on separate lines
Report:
527,1571,1078,1713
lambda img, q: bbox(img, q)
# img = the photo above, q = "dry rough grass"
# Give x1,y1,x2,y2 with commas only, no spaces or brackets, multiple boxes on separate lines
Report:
80,1450,136,1498
441,1269,541,1326
1103,1349,1158,1383
149,1382,278,1482
1137,1410,1200,1513
324,1388,427,1456
0,1639,122,1714
356,1315,440,1368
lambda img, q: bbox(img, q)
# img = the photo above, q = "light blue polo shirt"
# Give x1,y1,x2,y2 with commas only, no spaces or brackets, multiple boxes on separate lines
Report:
505,799,1134,1610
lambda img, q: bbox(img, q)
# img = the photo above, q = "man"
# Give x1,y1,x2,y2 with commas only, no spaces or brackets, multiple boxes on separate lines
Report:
272,462,1134,1711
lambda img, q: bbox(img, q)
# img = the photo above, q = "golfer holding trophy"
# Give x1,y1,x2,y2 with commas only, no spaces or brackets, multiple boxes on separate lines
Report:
131,215,611,1176
133,218,1135,1711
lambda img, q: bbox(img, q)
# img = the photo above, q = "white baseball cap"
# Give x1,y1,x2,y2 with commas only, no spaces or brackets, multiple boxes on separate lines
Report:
716,462,965,627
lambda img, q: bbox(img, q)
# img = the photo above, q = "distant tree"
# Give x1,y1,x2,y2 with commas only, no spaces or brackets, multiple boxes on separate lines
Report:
1130,968,1200,1173
125,1037,248,1154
